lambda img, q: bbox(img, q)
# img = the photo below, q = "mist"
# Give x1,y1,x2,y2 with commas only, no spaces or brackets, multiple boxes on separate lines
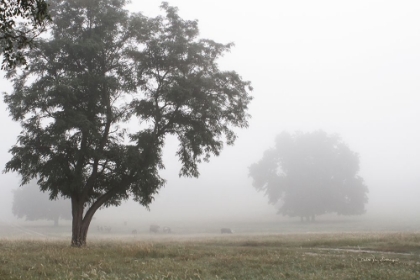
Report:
1,0,419,234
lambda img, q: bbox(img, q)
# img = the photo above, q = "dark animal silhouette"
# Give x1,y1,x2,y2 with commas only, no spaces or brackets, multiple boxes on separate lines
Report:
221,228,233,234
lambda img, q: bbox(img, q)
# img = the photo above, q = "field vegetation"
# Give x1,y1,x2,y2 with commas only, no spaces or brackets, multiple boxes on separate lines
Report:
1,232,420,279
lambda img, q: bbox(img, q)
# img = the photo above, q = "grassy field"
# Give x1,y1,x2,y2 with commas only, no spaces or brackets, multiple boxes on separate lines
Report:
1,232,420,280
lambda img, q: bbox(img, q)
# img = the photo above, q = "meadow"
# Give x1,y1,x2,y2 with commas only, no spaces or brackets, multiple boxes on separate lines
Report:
1,215,420,279
1,226,420,279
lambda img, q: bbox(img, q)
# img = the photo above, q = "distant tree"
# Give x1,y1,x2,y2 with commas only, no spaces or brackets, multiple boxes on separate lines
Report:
0,0,50,69
12,182,71,226
3,0,252,246
249,131,368,221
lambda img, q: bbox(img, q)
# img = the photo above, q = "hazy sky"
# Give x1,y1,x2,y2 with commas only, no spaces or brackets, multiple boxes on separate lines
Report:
1,0,419,222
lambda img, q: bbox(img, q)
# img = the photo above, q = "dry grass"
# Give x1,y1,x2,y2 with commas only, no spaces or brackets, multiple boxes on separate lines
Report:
1,232,420,279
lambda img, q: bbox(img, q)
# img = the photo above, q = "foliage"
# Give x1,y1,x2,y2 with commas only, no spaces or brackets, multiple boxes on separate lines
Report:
0,0,50,69
249,130,368,220
12,181,71,226
3,0,252,246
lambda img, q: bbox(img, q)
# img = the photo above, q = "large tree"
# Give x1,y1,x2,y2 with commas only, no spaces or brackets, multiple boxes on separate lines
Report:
249,131,368,221
12,181,71,226
3,0,252,246
0,0,50,69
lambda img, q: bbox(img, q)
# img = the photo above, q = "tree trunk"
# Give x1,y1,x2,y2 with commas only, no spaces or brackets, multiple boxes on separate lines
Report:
70,195,103,247
70,186,119,247
71,215,96,247
71,196,87,247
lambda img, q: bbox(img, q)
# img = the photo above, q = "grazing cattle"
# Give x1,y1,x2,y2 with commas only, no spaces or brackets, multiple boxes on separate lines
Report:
163,227,171,233
97,226,112,232
221,228,233,234
149,224,160,233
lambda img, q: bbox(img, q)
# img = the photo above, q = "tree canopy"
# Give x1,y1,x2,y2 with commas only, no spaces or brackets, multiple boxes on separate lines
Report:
0,0,50,69
3,0,252,246
12,181,71,226
249,131,368,221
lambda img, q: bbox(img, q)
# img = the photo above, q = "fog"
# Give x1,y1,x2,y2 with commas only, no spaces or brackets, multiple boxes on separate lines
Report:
1,0,419,232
